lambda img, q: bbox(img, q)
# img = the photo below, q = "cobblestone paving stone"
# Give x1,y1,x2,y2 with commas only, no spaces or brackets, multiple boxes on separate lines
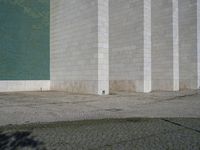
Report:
0,118,200,150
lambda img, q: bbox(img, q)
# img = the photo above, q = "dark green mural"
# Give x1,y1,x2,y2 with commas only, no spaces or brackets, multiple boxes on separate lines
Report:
0,0,49,80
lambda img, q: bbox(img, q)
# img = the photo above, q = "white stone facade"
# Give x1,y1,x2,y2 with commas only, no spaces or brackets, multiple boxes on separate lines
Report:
173,0,179,91
97,0,109,95
143,0,152,93
49,0,200,94
198,0,200,88
151,0,174,91
109,0,145,92
1,0,200,94
179,0,198,90
50,0,109,95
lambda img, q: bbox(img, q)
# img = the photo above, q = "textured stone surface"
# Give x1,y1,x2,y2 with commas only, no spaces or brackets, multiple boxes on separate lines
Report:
50,0,109,95
152,0,175,91
97,0,109,95
198,0,200,88
144,0,152,93
179,0,198,90
1,0,200,93
109,0,151,93
173,0,179,91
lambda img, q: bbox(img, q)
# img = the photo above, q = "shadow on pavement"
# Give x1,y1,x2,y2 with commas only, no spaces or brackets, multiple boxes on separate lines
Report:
0,131,45,150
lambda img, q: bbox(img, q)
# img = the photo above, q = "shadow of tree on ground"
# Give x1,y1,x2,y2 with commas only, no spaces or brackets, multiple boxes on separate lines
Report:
0,131,46,150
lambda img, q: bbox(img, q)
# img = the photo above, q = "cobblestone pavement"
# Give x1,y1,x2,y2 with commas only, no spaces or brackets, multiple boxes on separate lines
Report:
0,90,200,126
0,118,200,150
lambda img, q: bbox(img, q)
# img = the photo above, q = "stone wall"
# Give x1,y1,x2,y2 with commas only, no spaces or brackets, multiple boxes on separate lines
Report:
50,0,109,94
198,0,200,88
109,0,151,92
151,0,178,91
1,0,200,94
179,0,198,90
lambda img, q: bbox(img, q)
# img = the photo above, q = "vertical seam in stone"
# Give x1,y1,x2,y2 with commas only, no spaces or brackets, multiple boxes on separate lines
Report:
172,0,179,91
144,0,152,93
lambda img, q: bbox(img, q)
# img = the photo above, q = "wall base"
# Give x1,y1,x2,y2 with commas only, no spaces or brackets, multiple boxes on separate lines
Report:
50,80,99,95
109,80,144,93
0,80,50,92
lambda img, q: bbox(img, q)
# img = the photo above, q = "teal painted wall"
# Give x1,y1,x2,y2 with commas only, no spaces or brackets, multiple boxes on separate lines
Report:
0,0,49,80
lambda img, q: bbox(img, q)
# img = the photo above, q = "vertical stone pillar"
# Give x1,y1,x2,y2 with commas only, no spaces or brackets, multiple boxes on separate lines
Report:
144,0,152,93
198,0,200,89
152,0,179,91
179,0,198,90
50,0,109,95
97,0,109,95
173,0,179,91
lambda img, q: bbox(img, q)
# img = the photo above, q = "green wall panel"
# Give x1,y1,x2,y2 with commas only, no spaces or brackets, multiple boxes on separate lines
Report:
0,0,49,80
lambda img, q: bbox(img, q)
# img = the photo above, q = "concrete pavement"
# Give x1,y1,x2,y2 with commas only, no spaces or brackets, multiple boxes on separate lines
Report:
0,118,200,150
0,90,199,126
